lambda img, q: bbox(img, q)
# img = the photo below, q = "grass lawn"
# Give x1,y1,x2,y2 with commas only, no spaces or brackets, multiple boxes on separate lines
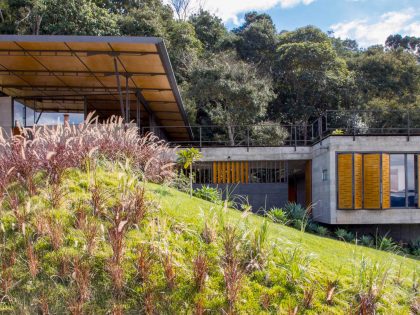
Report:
149,183,420,313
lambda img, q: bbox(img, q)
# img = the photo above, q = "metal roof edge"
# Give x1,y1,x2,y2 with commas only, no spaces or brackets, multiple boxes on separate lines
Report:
156,40,193,140
0,35,163,44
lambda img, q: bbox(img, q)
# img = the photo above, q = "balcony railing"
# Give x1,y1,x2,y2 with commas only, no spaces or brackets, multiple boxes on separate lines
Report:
143,109,420,148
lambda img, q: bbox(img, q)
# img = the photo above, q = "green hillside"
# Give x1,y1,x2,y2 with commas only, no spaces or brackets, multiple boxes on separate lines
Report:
1,162,418,314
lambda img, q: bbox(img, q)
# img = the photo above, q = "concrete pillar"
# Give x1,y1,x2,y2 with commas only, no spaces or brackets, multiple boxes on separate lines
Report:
0,97,13,137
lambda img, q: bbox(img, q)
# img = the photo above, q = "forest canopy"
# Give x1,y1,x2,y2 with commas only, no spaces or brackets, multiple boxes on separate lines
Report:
0,0,419,129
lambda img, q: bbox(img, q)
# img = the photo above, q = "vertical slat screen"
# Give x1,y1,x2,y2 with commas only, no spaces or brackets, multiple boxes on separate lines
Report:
235,162,240,183
363,154,381,209
213,162,217,184
354,153,363,209
337,154,354,209
382,154,390,209
212,161,249,184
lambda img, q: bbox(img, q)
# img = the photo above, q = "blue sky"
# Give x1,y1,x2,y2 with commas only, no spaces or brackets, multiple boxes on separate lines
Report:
195,0,420,47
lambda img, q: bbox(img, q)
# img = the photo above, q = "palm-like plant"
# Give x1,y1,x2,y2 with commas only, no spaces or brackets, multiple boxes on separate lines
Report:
177,148,202,197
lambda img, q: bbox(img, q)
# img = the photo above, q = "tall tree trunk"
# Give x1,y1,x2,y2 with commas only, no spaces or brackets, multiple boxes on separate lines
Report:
227,125,235,146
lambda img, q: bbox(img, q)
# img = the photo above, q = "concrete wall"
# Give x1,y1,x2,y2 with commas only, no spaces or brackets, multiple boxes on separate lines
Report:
0,97,12,136
198,146,312,161
312,135,420,225
193,183,288,213
311,142,333,223
340,224,420,243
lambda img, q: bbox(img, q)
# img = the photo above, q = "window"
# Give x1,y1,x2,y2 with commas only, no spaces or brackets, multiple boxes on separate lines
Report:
390,155,406,207
337,152,419,210
13,99,84,127
390,154,418,208
322,169,328,181
13,101,25,127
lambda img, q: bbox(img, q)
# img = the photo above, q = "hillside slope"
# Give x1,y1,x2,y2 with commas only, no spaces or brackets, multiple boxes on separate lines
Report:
0,164,418,314
150,183,419,313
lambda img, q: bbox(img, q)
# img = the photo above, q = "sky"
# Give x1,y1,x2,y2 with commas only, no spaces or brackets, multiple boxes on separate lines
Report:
194,0,420,47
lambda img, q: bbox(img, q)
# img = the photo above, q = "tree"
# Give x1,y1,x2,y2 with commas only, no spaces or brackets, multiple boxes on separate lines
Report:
271,26,353,127
187,51,275,145
177,148,202,197
167,20,202,82
0,0,45,34
118,0,172,37
349,47,419,103
170,0,192,21
233,12,278,73
386,34,420,60
189,10,229,52
39,0,119,35
0,0,120,35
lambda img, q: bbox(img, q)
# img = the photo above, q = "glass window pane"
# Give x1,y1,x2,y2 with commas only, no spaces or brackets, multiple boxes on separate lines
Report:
390,154,406,207
13,101,25,127
407,154,416,207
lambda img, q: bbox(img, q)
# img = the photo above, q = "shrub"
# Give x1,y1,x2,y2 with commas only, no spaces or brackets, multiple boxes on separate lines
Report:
193,185,222,204
376,235,401,253
335,228,355,242
308,223,329,236
283,202,308,221
251,122,289,146
0,114,175,196
170,170,190,193
332,129,344,135
408,239,420,257
267,207,288,224
359,235,374,247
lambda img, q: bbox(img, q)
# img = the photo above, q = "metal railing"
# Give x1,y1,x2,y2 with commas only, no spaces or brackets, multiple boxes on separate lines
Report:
143,109,420,147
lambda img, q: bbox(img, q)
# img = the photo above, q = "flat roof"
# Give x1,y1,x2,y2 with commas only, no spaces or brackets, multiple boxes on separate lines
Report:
0,35,191,140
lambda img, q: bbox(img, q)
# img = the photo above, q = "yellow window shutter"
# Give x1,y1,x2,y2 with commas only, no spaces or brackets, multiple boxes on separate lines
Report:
382,154,390,209
235,162,240,183
354,153,363,209
337,154,353,209
363,154,381,209
213,162,217,184
245,162,249,184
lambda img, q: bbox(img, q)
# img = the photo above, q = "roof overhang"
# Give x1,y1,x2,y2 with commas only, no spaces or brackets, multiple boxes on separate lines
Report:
0,35,191,141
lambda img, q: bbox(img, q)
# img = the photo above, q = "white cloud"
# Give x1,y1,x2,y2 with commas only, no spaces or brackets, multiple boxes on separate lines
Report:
330,9,420,47
186,0,316,25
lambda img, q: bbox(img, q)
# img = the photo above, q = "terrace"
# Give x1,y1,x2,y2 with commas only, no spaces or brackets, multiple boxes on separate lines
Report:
144,109,420,148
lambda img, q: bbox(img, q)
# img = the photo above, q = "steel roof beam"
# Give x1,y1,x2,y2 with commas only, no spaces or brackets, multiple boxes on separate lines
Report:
0,50,158,56
0,70,166,76
0,85,171,92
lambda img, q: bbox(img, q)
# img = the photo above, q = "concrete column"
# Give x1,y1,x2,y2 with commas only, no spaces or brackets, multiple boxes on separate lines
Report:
0,96,13,137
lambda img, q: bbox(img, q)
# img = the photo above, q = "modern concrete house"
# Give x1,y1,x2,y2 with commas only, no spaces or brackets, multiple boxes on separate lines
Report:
0,35,419,241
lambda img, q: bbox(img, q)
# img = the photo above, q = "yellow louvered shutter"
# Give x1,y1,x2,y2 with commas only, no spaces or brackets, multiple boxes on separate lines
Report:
337,154,353,209
213,162,217,184
363,154,381,209
382,154,390,209
235,162,240,183
354,153,363,209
